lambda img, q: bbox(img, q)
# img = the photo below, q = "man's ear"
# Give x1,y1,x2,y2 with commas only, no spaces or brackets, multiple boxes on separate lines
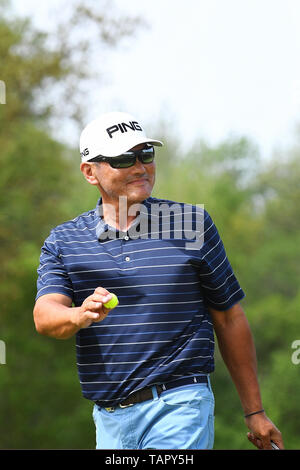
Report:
80,162,99,186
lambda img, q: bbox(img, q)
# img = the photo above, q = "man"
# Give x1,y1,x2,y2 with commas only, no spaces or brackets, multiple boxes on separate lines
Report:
34,111,283,450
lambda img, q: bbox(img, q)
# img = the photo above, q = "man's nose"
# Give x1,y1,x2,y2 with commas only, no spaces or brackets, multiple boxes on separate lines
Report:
131,158,147,173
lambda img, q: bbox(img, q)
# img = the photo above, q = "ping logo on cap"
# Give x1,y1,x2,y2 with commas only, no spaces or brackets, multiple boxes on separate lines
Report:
80,148,89,158
106,121,143,139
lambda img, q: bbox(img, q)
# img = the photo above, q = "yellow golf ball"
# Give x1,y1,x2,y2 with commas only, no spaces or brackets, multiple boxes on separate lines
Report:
103,293,119,310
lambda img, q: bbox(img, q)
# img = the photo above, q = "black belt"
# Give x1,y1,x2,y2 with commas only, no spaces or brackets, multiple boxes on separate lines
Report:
97,375,208,412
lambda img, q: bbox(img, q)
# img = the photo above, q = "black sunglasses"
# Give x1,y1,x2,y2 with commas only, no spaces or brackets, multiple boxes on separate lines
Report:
88,145,155,168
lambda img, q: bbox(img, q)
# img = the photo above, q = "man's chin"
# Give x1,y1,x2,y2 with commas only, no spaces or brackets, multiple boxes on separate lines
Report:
126,187,153,205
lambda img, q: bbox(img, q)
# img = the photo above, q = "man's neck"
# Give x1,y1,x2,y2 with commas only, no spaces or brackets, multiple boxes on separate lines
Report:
101,196,142,232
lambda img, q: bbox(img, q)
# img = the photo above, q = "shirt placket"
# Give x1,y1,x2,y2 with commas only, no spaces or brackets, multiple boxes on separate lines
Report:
119,231,133,270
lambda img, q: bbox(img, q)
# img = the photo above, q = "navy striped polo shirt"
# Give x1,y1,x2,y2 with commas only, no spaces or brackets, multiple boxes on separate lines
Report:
36,196,245,406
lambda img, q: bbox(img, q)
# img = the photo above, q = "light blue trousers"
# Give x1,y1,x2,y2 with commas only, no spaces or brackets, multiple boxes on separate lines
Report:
92,378,215,449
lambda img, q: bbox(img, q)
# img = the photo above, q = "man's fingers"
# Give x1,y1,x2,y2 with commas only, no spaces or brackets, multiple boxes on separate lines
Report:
82,309,108,325
247,432,282,450
85,295,111,311
92,292,112,302
247,432,269,449
94,287,111,297
82,288,113,311
85,300,101,312
247,432,263,449
85,310,101,319
261,437,273,450
78,289,113,328
270,432,284,449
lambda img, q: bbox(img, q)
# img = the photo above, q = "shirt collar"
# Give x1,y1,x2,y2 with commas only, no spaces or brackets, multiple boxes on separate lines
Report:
95,197,152,239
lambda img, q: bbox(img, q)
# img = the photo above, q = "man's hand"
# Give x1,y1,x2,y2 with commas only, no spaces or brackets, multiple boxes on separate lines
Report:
33,288,115,339
245,412,284,449
72,287,114,329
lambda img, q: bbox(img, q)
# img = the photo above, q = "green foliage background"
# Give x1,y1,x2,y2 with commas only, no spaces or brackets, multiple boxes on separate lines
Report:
0,1,299,449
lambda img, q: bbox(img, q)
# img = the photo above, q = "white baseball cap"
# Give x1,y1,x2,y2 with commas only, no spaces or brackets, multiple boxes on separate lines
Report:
79,111,163,162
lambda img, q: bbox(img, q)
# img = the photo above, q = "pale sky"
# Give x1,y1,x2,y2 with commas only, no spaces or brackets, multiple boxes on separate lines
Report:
11,0,300,158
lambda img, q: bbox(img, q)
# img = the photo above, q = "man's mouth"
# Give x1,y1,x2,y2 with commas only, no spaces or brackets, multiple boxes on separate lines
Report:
127,177,148,185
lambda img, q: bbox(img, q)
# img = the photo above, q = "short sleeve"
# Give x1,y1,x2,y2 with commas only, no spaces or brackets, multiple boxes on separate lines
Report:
197,211,245,310
36,231,74,301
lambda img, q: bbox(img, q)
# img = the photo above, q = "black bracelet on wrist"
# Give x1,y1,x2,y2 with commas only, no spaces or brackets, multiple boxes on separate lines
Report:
244,409,265,418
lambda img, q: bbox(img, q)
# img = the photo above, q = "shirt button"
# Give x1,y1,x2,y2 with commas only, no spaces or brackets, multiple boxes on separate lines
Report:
125,256,130,262
124,235,129,241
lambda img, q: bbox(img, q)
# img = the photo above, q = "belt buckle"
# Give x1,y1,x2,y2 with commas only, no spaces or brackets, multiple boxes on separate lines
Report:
105,407,115,412
119,402,134,408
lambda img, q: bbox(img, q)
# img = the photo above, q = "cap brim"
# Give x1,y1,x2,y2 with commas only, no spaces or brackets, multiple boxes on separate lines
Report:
100,137,164,158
